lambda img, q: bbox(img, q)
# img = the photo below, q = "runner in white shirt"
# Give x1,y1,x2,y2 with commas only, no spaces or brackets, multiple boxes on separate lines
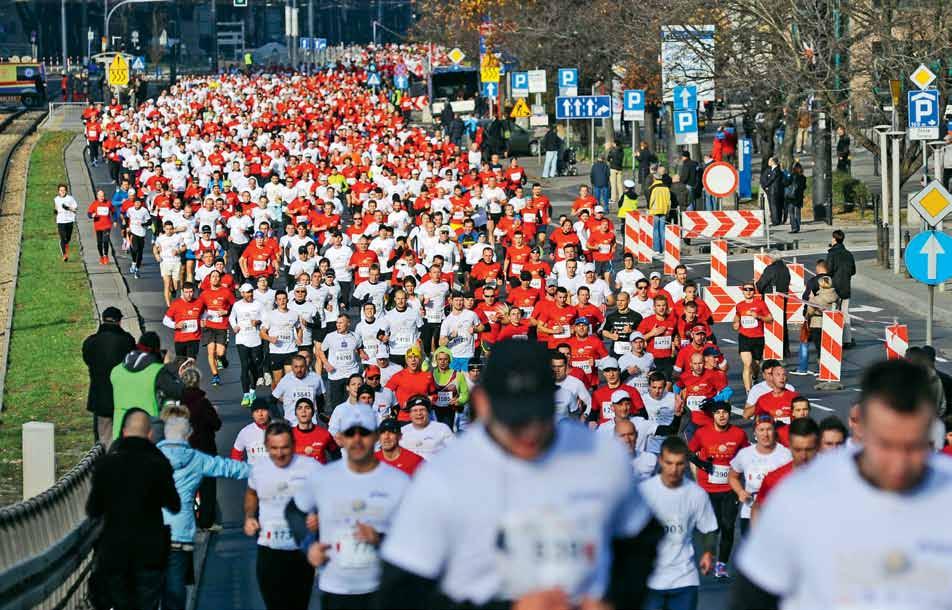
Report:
639,437,717,610
230,399,271,466
384,290,424,362
612,418,659,482
629,278,656,319
125,199,152,277
439,293,483,368
260,290,302,389
272,355,326,424
355,303,390,364
734,360,951,610
378,339,662,610
620,333,655,394
375,345,403,386
153,220,187,306
640,372,677,454
292,403,410,608
551,352,592,421
728,415,791,535
399,396,454,460
54,184,79,261
230,283,266,406
244,421,321,610
663,266,689,303
615,253,646,295
316,314,366,409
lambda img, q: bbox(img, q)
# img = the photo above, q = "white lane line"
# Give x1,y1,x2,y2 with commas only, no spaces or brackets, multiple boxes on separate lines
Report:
731,407,746,416
810,403,835,411
938,356,950,363
720,338,737,344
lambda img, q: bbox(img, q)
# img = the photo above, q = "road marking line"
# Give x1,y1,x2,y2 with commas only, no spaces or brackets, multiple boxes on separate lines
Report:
720,338,737,344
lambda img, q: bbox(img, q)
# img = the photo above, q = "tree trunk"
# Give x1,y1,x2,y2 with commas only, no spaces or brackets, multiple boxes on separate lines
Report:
757,109,780,173
644,109,656,152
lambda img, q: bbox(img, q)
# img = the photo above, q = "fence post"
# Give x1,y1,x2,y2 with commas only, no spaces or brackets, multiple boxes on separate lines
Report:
22,422,55,500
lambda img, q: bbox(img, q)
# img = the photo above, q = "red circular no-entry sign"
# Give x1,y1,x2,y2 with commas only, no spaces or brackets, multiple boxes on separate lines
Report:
702,161,739,198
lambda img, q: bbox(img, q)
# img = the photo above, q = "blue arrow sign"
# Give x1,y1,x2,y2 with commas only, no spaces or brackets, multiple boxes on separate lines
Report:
511,71,529,96
908,89,940,140
394,75,408,90
316,38,327,50
555,95,612,120
367,72,381,87
482,82,499,98
673,84,698,111
905,230,952,285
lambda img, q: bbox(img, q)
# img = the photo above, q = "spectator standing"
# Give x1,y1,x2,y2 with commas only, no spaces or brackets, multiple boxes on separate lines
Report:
637,142,658,190
590,156,611,208
836,126,851,174
607,142,625,203
110,331,185,440
760,157,785,226
541,126,561,178
826,230,856,348
179,368,223,530
678,151,701,211
647,172,672,254
785,162,807,233
82,306,135,447
86,409,180,610
755,251,792,357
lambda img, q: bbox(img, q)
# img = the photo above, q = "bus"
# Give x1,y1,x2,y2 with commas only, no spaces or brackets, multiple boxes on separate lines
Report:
0,59,46,107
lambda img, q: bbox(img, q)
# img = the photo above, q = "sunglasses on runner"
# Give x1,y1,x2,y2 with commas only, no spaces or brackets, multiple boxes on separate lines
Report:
342,427,373,438
743,287,755,292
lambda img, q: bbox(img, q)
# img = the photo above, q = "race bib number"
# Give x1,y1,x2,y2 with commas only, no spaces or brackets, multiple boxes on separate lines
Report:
601,402,615,419
358,266,370,278
511,172,521,181
653,335,672,351
598,244,611,254
553,326,570,339
207,312,222,323
335,530,377,569
741,315,758,329
253,260,267,272
686,395,705,411
181,319,199,333
96,206,110,216
436,390,454,407
296,215,308,224
260,520,293,546
530,278,542,289
709,465,730,485
571,360,592,374
522,213,535,223
392,331,413,350
277,329,294,344
510,263,523,275
614,341,632,355
333,349,354,366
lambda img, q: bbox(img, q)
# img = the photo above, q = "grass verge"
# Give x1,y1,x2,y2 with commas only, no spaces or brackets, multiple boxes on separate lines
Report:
0,131,97,505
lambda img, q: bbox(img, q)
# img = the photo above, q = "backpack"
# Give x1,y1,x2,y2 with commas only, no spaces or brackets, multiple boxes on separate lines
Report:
784,172,797,201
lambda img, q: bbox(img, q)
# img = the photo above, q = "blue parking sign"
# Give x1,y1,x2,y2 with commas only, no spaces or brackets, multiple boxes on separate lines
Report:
673,110,698,144
623,89,645,121
511,72,529,97
908,89,940,140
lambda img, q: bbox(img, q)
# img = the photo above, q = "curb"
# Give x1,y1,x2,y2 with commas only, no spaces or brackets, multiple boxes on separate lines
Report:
852,260,952,326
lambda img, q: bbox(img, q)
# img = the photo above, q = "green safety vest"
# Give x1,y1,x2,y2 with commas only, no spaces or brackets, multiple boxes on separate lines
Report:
110,362,163,439
244,52,253,66
617,193,639,218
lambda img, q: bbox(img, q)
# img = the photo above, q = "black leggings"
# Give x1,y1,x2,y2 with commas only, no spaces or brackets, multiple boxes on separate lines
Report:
421,321,441,354
57,222,73,254
130,234,145,266
237,344,263,393
708,491,740,563
95,230,110,257
321,591,377,610
255,546,313,610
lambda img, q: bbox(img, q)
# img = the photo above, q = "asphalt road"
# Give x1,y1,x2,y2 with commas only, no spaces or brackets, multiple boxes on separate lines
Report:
85,156,950,610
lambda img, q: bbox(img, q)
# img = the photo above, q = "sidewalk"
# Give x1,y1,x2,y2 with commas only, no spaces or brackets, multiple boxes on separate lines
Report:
852,258,952,325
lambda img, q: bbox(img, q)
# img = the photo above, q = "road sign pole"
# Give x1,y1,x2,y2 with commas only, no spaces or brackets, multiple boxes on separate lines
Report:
928,283,935,344
631,120,636,178
893,134,902,274
590,85,595,163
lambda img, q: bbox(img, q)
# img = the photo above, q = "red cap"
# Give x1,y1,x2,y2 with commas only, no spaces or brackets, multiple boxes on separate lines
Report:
365,365,381,376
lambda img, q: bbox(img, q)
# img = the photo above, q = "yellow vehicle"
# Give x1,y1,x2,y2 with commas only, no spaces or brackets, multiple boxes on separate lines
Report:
0,59,46,107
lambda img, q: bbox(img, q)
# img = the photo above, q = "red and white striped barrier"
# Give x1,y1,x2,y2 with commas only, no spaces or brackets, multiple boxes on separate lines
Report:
710,239,728,287
664,224,681,276
818,311,844,382
753,253,771,283
786,263,806,324
763,293,787,360
639,212,653,263
702,285,745,323
885,324,909,360
624,213,639,256
681,210,765,239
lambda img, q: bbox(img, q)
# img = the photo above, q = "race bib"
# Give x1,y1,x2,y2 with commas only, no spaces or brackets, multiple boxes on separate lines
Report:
510,172,521,181
181,319,199,333
653,335,672,350
686,395,706,411
358,266,370,278
530,278,542,289
253,259,267,272
522,213,536,223
436,390,454,407
571,360,592,374
614,341,632,355
277,329,294,344
510,263,523,275
335,530,377,569
96,206,110,216
333,349,354,366
553,326,570,339
130,219,142,229
392,331,413,350
296,215,308,224
601,402,615,419
207,312,222,323
741,315,758,329
598,244,611,254
709,464,730,485
260,520,293,546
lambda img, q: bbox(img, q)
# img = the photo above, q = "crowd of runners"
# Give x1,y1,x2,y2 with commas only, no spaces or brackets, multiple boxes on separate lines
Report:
79,44,952,610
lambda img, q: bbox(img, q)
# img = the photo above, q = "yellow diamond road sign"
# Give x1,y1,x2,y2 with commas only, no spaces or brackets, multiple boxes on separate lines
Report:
910,180,952,227
510,98,531,118
910,64,936,90
447,47,465,65
107,54,129,87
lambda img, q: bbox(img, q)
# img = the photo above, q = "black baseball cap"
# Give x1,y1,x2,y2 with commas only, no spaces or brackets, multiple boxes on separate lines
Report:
378,418,402,434
251,397,271,412
481,339,555,426
406,395,432,410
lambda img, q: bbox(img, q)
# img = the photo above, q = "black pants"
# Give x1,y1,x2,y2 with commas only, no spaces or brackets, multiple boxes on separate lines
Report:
237,344,263,393
97,562,164,610
130,234,146,266
57,222,74,254
95,229,110,257
769,197,783,225
326,378,348,412
88,140,101,163
322,591,377,610
434,407,455,429
708,491,740,563
196,474,217,529
229,242,247,283
421,321,440,354
337,280,352,309
109,158,121,182
255,546,314,610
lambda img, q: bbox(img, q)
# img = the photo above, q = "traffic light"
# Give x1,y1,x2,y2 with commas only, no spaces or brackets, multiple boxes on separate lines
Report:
233,0,247,6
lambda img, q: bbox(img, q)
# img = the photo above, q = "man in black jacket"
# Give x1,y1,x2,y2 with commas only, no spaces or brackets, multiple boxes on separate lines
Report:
607,141,625,203
760,157,785,225
590,156,611,208
636,142,658,191
87,408,180,610
678,151,702,210
826,230,856,347
82,306,136,447
541,126,562,178
756,251,792,356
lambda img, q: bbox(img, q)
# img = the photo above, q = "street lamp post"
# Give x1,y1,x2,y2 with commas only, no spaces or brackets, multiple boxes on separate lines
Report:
104,0,170,50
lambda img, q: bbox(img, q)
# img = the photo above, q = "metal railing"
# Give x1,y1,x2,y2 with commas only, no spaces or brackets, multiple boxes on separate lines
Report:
0,444,104,610
40,103,88,132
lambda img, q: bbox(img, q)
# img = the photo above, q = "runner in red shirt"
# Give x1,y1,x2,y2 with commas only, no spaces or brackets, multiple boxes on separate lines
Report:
571,185,598,216
239,231,280,282
349,235,381,286
733,281,772,392
776,396,812,446
636,295,678,382
503,232,532,279
753,417,819,521
754,383,799,426
384,346,437,421
199,270,236,386
549,219,582,261
163,282,206,360
688,400,749,579
646,272,675,310
566,317,609,388
506,272,542,318
87,190,114,265
374,418,425,476
675,351,728,430
531,287,578,348
291,398,338,464
494,306,532,341
589,358,645,424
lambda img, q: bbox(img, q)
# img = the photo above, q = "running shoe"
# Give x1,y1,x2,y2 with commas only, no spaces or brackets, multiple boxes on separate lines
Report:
211,374,222,386
714,562,729,579
264,372,272,386
220,356,229,369
241,392,252,407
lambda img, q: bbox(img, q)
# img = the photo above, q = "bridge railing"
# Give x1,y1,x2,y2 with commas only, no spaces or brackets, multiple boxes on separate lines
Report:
0,443,104,610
